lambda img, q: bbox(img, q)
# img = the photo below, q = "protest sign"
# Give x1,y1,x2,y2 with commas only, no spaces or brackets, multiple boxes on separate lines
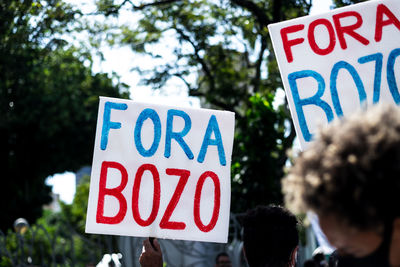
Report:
269,0,400,149
85,97,235,243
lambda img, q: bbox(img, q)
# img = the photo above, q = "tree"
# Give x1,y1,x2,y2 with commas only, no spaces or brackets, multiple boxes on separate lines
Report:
0,176,106,266
333,0,366,8
91,0,311,211
0,0,129,231
42,175,106,265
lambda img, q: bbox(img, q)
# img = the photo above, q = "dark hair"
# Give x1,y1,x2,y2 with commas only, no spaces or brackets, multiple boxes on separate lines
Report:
242,205,299,267
303,259,319,267
283,104,400,230
216,252,230,264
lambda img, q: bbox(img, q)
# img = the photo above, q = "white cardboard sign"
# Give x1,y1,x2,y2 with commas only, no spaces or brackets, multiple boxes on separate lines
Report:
269,0,400,149
85,97,235,243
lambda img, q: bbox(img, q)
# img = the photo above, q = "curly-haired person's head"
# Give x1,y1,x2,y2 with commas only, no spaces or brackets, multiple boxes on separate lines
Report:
283,104,400,265
283,104,400,231
242,205,299,267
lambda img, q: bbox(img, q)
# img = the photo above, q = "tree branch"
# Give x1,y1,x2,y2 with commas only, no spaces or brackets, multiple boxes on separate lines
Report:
253,37,267,93
94,0,181,16
272,0,282,22
126,0,182,10
230,0,271,28
304,0,314,14
172,73,192,91
174,27,216,91
189,88,237,112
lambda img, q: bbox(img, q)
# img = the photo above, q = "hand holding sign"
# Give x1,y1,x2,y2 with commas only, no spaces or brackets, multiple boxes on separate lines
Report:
86,97,235,243
139,238,163,267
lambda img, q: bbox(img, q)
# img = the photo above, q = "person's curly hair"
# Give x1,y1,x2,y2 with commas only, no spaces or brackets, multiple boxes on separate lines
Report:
283,104,400,231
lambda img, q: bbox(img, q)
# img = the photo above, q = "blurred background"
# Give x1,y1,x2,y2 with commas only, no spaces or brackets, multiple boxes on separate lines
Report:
0,0,365,266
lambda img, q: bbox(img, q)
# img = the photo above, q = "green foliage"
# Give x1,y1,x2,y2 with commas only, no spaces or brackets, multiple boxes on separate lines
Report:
89,0,313,211
62,175,112,264
45,176,105,265
0,176,105,266
0,0,129,231
0,223,74,266
0,187,104,266
232,94,288,210
333,0,367,8
59,175,91,234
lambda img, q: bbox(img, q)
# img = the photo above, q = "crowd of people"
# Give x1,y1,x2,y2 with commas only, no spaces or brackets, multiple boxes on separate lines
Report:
139,104,400,266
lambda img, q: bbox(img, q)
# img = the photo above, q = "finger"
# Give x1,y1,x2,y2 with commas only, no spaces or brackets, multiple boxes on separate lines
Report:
153,238,161,252
143,238,153,252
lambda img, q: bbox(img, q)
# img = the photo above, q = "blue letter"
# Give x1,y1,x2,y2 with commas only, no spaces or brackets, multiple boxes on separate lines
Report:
358,53,383,103
134,108,161,157
387,48,400,104
330,61,367,117
288,70,334,142
164,109,194,160
197,115,226,166
101,101,128,150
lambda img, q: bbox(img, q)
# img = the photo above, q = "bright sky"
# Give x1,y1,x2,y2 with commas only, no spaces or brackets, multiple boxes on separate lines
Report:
46,0,334,204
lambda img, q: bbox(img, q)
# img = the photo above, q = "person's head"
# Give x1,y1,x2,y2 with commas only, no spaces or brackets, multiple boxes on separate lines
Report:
215,252,232,267
242,205,299,267
283,104,400,258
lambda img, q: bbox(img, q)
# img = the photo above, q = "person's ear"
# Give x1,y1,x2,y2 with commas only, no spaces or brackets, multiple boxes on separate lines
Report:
290,245,299,267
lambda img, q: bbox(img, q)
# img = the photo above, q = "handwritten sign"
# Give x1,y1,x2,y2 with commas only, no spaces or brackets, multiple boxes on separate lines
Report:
269,0,400,149
85,97,235,243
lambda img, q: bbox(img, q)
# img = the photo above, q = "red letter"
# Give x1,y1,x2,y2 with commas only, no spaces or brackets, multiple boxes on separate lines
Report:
96,161,128,224
132,164,161,226
308,19,336,55
333,11,369,49
159,169,190,230
193,171,221,232
280,24,305,63
375,4,400,42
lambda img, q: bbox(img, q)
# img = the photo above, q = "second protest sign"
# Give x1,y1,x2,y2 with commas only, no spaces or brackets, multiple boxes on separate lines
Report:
269,0,400,149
